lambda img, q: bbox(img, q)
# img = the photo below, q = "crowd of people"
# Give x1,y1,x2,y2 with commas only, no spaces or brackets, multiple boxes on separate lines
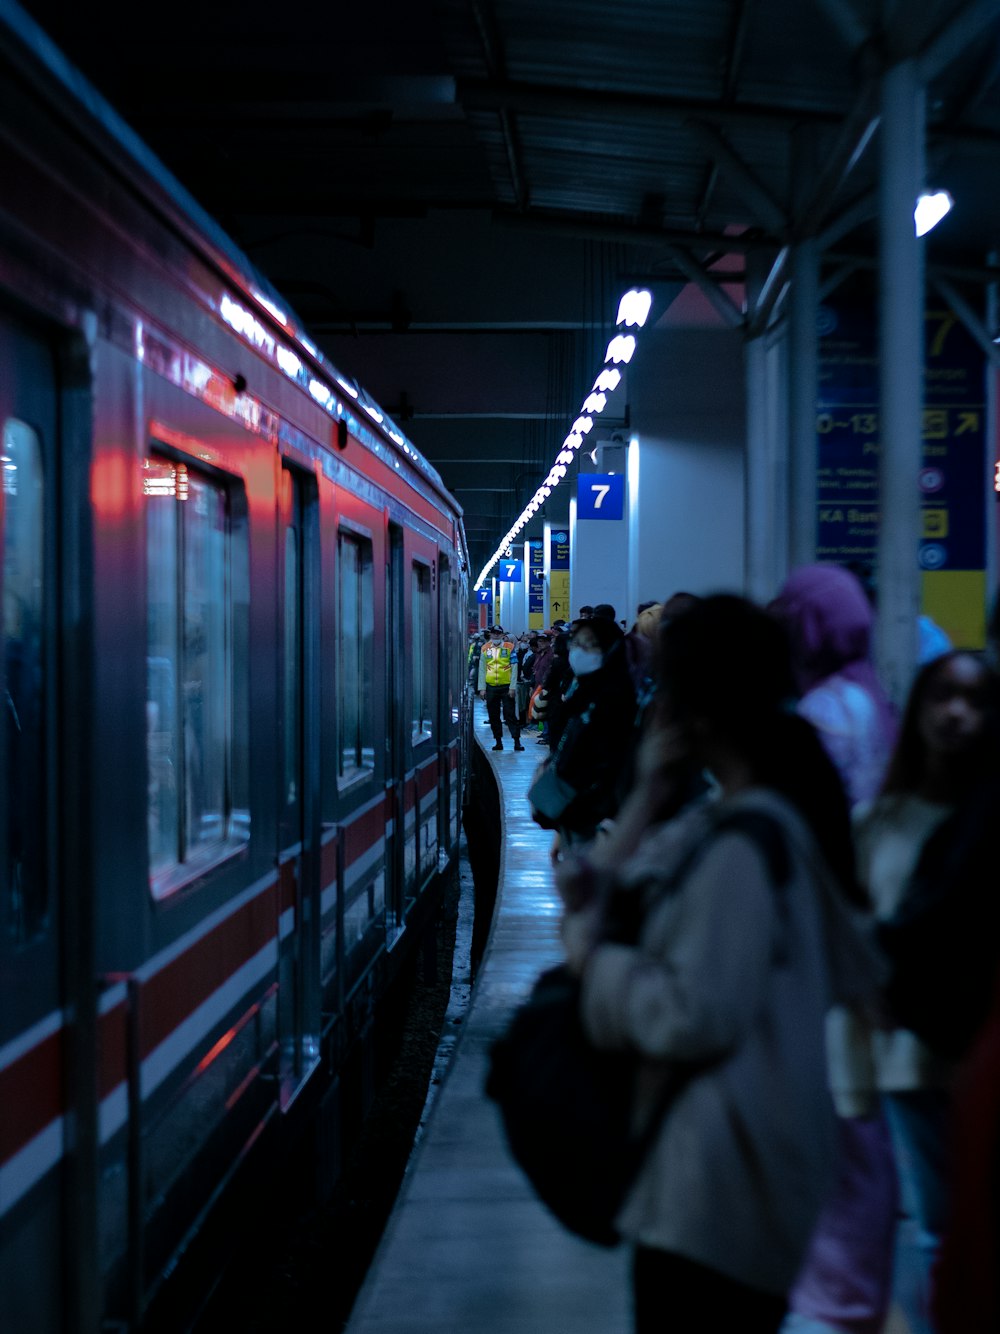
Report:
470,567,1000,1334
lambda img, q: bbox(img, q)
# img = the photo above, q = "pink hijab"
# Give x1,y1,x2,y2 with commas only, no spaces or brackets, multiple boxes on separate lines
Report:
769,563,897,754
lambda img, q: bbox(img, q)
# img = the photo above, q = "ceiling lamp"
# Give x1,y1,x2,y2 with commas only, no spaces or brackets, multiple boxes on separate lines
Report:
594,368,622,392
616,289,653,328
605,334,637,365
914,190,953,237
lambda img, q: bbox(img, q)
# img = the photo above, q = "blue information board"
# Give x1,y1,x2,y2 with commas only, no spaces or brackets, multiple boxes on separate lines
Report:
549,530,570,569
577,473,624,520
528,542,544,626
476,588,491,603
497,559,523,583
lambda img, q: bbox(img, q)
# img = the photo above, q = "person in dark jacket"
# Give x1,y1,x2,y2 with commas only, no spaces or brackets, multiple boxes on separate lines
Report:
543,616,636,847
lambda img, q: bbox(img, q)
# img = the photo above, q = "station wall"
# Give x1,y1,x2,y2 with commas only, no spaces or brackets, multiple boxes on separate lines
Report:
628,327,746,609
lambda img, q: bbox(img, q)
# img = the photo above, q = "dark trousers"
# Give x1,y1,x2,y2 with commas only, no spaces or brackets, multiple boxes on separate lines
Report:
632,1248,787,1333
485,684,520,741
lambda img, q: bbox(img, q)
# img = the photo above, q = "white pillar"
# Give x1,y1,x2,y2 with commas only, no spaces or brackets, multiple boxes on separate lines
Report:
570,452,631,624
877,58,924,704
788,238,820,570
744,255,789,602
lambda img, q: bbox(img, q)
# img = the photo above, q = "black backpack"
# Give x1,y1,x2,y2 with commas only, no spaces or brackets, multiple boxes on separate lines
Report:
484,809,790,1246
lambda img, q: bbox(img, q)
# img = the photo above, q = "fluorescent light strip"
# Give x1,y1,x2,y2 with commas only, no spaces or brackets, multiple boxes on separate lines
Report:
474,290,652,589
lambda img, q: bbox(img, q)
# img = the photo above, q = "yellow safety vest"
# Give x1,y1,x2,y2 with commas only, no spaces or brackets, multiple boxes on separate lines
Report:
482,641,514,687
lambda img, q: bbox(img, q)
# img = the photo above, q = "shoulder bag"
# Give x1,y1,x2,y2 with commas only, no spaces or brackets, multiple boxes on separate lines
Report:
526,704,593,830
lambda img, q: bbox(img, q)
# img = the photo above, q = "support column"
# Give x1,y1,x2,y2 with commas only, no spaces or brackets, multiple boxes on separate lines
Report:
877,58,925,704
744,256,788,602
788,238,820,569
987,252,999,601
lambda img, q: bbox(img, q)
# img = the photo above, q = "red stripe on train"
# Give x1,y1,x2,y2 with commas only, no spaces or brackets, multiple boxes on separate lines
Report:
0,1029,63,1164
137,884,278,1059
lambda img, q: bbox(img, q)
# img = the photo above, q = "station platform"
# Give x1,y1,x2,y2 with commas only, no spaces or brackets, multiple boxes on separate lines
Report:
346,701,914,1334
345,702,631,1333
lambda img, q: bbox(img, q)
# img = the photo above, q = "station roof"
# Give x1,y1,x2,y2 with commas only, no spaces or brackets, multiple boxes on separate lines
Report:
14,0,1000,579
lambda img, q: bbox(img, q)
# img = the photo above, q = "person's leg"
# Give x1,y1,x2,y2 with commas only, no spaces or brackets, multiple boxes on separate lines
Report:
501,691,522,744
632,1247,786,1334
485,686,503,743
883,1089,950,1332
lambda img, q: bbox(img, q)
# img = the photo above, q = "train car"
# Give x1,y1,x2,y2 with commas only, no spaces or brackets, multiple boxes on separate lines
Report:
0,3,469,1329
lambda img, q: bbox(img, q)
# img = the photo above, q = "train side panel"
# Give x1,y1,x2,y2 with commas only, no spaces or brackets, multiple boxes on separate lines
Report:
0,15,469,1330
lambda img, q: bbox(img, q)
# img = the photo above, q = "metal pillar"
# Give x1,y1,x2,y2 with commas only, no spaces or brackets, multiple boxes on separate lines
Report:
788,238,820,569
987,253,999,601
744,255,788,602
877,58,924,705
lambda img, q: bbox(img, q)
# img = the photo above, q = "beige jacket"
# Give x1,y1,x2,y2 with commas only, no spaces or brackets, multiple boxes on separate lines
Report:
567,789,882,1295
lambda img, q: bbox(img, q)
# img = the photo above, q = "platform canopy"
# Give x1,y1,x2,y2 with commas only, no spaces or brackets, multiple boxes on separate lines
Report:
15,0,1000,578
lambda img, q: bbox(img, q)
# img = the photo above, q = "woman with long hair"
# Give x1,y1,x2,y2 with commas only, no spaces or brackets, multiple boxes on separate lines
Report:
857,649,999,1331
557,596,880,1332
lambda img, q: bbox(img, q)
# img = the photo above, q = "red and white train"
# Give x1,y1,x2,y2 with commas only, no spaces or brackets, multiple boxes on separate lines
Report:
0,5,469,1329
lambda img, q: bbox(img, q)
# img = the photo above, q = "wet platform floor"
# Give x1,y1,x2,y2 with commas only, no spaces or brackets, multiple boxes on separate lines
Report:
346,702,631,1333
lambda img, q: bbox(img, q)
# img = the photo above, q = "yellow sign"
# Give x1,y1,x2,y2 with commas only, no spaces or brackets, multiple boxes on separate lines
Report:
922,509,948,539
549,571,570,625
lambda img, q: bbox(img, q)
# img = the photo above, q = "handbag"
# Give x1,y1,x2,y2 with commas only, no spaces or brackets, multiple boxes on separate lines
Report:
485,961,687,1246
527,683,545,722
526,761,579,828
485,807,792,1246
526,703,595,829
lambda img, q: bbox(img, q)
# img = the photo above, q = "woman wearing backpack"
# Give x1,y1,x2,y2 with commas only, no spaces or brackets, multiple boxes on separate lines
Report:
557,596,881,1333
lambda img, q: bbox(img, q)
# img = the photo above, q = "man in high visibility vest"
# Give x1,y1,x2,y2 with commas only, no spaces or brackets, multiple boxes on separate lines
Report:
477,624,524,751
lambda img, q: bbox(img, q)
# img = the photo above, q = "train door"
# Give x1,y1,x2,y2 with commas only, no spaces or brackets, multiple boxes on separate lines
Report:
384,522,405,932
277,465,320,1107
0,311,87,1331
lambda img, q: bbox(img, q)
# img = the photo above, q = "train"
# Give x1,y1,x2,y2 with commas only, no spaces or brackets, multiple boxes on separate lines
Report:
0,4,470,1329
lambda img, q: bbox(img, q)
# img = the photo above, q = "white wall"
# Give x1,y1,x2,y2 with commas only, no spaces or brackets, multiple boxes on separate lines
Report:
628,327,746,608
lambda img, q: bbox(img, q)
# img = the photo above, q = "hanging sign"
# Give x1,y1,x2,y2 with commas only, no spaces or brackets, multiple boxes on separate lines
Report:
497,559,523,582
577,473,624,520
528,542,544,627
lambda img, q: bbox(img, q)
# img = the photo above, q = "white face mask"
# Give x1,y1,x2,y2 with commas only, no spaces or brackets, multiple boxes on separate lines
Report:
569,646,603,676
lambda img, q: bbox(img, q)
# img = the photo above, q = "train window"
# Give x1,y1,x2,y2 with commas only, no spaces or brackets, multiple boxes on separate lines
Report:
145,454,249,895
411,562,432,742
2,418,46,942
337,530,374,781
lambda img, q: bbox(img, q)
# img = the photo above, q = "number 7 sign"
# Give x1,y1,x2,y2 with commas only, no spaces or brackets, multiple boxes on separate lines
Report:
577,473,624,520
497,559,523,583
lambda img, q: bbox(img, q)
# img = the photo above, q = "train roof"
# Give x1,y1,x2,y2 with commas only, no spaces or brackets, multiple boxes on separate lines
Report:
0,0,465,538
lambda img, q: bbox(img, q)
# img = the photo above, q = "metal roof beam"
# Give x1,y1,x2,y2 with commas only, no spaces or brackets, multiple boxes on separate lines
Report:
929,276,1000,366
794,80,881,238
746,246,791,336
817,191,878,249
918,0,1000,84
456,77,843,132
492,207,782,254
814,0,871,51
686,120,788,235
662,244,746,329
469,0,529,210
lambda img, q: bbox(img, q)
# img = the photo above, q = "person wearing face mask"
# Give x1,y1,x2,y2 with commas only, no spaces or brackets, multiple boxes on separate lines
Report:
478,624,524,751
537,616,636,847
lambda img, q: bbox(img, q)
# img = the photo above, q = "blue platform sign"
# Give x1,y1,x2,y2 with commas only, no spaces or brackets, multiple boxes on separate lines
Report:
476,588,491,603
577,473,624,520
815,290,987,646
497,559,523,583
